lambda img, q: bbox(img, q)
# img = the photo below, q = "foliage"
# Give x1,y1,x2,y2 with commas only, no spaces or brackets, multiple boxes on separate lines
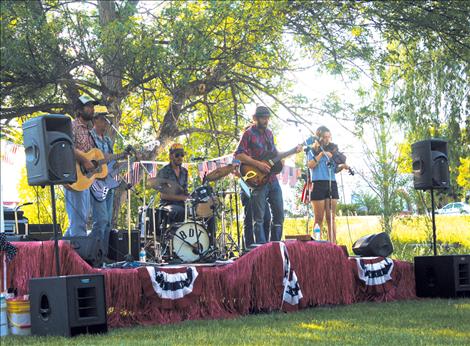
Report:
16,168,68,233
457,157,470,191
286,1,470,200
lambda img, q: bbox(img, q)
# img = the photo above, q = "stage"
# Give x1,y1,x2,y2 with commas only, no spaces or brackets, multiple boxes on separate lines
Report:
2,240,416,328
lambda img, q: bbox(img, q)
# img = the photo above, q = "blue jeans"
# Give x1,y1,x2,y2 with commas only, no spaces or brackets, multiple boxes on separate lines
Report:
89,190,114,257
251,179,284,243
241,192,271,248
64,188,90,237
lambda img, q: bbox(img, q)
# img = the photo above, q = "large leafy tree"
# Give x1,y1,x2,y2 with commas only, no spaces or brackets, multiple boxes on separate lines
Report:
286,1,470,202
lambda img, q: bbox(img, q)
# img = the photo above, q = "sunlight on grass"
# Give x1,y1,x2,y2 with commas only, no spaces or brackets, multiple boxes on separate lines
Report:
454,303,470,310
432,328,470,339
298,322,325,331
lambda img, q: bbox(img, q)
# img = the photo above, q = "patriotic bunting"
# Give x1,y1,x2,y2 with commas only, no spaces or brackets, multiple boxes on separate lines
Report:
146,266,199,300
279,242,303,306
355,257,394,287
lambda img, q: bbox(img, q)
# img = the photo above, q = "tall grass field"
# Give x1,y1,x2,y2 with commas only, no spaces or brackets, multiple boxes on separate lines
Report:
283,215,470,261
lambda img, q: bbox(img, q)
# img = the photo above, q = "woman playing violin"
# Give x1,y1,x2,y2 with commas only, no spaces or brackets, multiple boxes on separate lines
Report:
306,126,349,243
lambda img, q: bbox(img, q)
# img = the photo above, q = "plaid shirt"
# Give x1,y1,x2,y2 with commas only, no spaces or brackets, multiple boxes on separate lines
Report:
71,118,95,152
235,124,278,183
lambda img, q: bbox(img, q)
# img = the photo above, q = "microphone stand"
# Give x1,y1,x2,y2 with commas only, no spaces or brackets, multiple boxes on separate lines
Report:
318,143,334,243
104,116,134,260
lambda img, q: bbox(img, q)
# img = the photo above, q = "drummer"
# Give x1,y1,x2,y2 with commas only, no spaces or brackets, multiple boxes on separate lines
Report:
154,143,216,241
155,143,190,222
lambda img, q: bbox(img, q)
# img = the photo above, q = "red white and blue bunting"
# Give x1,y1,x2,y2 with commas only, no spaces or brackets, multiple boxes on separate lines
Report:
354,257,394,286
146,266,199,300
279,242,303,306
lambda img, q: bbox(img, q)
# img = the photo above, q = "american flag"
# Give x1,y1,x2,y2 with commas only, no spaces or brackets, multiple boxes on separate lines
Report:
141,162,158,178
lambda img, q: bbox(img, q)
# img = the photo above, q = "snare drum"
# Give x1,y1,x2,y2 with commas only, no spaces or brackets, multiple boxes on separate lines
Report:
172,222,210,262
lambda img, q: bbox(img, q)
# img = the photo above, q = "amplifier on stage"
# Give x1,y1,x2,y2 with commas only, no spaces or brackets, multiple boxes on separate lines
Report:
3,206,28,234
108,230,139,261
28,224,59,241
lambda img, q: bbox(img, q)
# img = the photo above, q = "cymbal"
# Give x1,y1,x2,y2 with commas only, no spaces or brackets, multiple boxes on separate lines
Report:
205,165,235,182
147,177,184,194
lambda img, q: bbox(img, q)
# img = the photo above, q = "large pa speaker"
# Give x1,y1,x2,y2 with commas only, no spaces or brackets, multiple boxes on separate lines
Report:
411,139,450,190
414,255,470,298
352,232,394,257
22,114,77,186
108,229,140,261
62,236,104,267
30,274,107,337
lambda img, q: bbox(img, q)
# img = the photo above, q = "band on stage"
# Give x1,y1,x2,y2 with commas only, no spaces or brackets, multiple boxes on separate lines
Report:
63,97,351,264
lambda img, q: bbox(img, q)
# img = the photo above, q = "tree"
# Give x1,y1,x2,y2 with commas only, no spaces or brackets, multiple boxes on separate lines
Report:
1,0,296,226
284,1,470,199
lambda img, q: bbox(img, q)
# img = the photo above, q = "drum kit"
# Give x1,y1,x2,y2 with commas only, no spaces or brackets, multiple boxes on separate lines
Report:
138,164,241,264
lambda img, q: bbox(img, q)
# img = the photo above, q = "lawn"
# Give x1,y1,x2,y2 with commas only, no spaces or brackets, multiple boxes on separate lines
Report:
4,299,470,345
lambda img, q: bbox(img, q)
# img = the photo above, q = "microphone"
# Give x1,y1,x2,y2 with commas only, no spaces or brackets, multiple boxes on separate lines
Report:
190,156,207,162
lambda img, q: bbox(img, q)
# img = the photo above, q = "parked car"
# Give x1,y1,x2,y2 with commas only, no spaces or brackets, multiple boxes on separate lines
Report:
435,202,470,215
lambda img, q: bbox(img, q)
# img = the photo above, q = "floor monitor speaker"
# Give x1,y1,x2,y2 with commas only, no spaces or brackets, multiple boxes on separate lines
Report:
29,274,107,337
414,255,470,298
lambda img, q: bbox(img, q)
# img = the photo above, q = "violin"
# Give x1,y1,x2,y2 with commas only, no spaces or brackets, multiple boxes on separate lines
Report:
312,142,354,176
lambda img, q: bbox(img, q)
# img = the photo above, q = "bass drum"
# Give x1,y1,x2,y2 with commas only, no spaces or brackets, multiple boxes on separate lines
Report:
172,222,210,262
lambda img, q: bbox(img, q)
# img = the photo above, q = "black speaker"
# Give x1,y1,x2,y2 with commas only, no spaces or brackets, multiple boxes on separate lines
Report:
108,229,140,261
30,274,107,337
352,232,394,257
22,114,77,186
411,139,450,190
62,236,104,267
414,255,470,298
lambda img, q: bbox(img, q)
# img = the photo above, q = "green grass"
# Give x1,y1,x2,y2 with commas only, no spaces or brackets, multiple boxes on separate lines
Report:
4,299,470,345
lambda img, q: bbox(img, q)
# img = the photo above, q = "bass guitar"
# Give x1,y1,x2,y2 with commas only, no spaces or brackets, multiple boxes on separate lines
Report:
67,148,131,191
239,137,311,188
90,161,128,201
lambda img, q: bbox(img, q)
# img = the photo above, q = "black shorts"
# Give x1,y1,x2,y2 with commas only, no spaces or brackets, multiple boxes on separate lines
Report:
310,180,339,200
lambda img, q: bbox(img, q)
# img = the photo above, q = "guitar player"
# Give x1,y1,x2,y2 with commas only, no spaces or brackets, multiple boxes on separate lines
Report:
234,106,302,244
64,95,99,238
89,111,114,258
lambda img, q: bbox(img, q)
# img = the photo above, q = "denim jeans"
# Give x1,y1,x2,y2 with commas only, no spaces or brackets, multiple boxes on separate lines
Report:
241,192,271,248
64,188,90,237
251,179,284,243
89,190,114,257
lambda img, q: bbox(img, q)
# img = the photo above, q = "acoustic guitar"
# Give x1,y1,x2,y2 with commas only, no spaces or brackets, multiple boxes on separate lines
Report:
67,148,130,191
239,138,311,188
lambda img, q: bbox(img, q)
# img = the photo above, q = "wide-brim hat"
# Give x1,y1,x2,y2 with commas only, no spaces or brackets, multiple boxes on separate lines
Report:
78,95,99,106
254,106,270,117
93,105,113,119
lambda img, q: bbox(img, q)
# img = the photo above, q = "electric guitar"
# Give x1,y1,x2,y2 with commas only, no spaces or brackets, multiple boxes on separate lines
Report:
67,148,131,191
90,161,128,201
239,138,311,188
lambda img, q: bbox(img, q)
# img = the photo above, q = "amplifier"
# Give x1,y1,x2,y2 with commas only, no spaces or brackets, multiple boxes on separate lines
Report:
62,236,104,267
3,219,28,235
108,230,139,261
27,224,59,241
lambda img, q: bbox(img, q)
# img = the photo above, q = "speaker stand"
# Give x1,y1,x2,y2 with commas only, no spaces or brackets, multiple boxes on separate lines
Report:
430,188,437,256
50,185,61,276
